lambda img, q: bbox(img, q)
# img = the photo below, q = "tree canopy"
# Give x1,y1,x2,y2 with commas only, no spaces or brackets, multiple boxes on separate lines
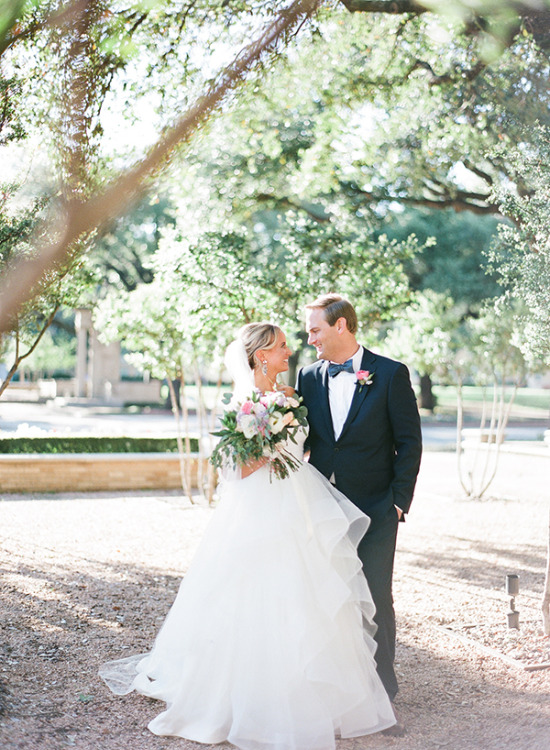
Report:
1,0,550,378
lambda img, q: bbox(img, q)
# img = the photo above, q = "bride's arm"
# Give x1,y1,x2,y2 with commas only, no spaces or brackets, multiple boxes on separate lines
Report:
241,456,269,478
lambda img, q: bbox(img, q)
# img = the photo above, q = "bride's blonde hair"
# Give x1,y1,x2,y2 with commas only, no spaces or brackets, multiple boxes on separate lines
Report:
240,323,282,370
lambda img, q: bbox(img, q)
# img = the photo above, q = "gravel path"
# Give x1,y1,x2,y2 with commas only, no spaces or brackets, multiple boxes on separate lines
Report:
1,448,549,750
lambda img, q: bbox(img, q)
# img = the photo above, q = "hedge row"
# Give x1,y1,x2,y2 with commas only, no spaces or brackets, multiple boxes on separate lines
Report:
0,436,200,454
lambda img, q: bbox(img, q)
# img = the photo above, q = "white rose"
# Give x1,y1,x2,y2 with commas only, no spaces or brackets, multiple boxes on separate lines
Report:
269,411,285,434
239,414,258,439
287,397,300,408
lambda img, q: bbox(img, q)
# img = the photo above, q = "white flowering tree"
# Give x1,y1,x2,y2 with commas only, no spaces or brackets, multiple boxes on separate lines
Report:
488,125,550,633
95,230,284,502
383,290,540,499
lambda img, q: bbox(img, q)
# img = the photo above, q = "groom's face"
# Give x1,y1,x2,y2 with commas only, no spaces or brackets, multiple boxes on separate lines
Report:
306,308,342,361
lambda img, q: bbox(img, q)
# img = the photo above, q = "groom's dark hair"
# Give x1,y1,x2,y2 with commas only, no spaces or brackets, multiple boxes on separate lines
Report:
306,294,358,334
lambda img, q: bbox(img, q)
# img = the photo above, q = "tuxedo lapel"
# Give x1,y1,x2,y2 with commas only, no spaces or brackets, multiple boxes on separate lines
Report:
315,361,335,440
339,349,377,439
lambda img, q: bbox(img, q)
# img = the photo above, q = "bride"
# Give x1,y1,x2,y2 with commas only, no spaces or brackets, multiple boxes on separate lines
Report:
99,322,396,748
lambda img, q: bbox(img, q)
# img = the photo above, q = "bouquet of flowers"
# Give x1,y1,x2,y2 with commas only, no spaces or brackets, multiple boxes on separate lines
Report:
210,389,309,480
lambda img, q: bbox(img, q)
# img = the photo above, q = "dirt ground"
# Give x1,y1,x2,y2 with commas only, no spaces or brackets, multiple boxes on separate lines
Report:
1,447,549,750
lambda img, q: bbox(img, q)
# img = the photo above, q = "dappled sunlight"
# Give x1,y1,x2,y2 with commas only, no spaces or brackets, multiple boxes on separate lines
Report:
2,478,550,749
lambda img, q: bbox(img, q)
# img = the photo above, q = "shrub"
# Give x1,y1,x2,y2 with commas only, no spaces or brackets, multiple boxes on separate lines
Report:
0,436,199,454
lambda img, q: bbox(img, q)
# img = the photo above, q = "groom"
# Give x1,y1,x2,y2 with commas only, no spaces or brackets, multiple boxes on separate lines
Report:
296,293,422,714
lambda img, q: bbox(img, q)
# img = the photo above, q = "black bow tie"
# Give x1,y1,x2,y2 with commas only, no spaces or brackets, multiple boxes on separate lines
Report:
328,359,354,377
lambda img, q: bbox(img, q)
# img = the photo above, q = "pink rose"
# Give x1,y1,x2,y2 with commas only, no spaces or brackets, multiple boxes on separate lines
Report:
282,411,294,426
240,400,254,415
356,370,374,391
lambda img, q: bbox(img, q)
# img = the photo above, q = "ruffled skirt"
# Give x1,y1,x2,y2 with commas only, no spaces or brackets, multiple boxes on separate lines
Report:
99,462,395,749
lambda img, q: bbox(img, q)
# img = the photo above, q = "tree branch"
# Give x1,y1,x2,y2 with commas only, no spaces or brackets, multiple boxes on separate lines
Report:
409,58,488,87
339,1,550,53
339,0,428,13
0,0,323,333
392,194,499,214
421,174,493,205
461,158,495,186
0,0,92,58
254,193,331,222
348,55,488,92
0,305,60,396
340,179,498,215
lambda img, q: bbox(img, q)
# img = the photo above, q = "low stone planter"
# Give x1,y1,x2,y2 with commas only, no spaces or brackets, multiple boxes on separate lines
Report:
461,428,506,444
0,453,208,493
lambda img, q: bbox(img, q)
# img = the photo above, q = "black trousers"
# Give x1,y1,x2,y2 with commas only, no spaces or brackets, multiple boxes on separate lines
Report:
356,507,399,701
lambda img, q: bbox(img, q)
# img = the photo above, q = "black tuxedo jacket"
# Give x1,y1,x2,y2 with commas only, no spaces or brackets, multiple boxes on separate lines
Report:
297,348,422,521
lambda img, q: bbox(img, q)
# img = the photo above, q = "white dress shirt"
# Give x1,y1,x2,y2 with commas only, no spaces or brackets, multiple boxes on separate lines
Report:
328,346,363,439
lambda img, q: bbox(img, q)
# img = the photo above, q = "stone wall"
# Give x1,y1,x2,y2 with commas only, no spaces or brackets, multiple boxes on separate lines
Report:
0,454,208,493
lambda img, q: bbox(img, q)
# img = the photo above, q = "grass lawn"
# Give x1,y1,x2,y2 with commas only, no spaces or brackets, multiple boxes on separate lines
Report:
430,385,550,420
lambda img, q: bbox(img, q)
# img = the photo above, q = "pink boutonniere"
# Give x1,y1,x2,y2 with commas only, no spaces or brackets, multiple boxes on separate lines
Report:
356,370,374,391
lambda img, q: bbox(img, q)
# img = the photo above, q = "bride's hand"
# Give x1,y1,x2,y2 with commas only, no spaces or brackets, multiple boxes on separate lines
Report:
277,385,296,397
241,456,269,478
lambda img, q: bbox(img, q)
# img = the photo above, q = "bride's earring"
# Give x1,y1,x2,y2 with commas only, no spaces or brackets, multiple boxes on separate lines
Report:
261,360,268,376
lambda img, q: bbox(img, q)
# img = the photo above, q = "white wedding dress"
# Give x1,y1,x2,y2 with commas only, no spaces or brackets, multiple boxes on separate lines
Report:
99,427,395,748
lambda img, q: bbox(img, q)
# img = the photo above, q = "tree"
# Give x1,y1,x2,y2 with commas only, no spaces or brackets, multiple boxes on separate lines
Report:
2,0,550,399
2,0,550,332
384,292,538,499
486,123,550,633
382,290,463,374
12,322,76,379
378,207,505,407
456,302,531,498
89,192,176,291
164,3,550,347
0,186,99,394
144,209,421,368
0,0,325,329
94,231,286,502
95,280,201,502
487,127,550,365
380,209,503,306
382,289,470,408
255,10,550,219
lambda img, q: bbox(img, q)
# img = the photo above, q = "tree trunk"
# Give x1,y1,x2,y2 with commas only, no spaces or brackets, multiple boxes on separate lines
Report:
205,367,224,504
167,374,194,504
193,355,209,500
0,308,59,398
288,331,308,387
458,379,518,500
455,379,471,497
418,373,436,411
287,351,299,389
542,508,550,635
